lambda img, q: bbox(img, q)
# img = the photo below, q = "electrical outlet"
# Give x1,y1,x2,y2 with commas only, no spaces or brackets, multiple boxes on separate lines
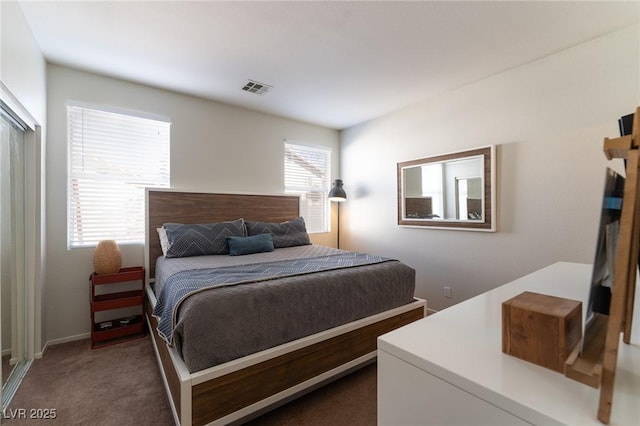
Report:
443,286,452,298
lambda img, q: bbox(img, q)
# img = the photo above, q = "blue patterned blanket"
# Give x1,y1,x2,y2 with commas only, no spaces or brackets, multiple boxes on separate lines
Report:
153,252,390,344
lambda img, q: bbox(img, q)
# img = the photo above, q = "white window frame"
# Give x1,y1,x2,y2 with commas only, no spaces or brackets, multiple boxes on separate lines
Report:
284,141,331,233
67,103,170,248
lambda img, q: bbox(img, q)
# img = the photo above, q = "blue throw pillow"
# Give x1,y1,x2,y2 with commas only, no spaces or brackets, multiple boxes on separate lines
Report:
164,219,245,258
245,217,311,248
227,233,274,256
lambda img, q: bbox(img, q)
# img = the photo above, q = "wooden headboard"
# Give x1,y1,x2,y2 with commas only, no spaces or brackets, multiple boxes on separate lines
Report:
145,189,300,281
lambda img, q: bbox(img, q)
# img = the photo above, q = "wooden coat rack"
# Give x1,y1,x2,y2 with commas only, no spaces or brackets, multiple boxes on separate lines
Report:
565,106,640,424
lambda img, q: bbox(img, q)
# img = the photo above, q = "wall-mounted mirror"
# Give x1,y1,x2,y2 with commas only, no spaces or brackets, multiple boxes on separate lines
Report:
397,145,496,231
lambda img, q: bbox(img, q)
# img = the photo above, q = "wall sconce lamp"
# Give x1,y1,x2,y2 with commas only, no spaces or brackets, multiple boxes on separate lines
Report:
328,179,347,248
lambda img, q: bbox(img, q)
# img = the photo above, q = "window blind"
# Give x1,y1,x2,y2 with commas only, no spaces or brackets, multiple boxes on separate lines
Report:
284,142,330,233
67,105,170,248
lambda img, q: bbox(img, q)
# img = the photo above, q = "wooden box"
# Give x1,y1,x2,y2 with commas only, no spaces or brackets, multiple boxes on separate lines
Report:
502,291,582,373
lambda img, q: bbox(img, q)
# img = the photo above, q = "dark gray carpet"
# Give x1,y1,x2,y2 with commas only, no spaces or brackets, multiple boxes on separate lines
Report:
5,337,172,425
4,336,377,425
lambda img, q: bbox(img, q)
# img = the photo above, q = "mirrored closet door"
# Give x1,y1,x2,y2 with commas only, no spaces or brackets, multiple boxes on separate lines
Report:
1,106,29,408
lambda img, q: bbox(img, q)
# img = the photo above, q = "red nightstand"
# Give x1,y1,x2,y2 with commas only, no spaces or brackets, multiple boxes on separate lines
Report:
90,266,145,348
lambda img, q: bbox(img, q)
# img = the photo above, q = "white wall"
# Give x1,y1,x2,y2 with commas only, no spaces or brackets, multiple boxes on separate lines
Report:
0,2,46,124
45,65,339,343
340,25,640,312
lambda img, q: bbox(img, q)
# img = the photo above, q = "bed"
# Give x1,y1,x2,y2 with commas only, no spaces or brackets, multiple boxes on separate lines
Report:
144,189,426,425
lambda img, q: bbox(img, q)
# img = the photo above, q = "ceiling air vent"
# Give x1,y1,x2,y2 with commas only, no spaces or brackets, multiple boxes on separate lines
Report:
242,79,272,95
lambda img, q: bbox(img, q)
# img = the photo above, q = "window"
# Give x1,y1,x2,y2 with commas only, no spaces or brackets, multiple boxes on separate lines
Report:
284,142,331,233
67,104,170,248
421,163,444,218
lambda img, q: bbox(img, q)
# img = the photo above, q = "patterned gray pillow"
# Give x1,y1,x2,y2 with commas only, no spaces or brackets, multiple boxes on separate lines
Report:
163,219,245,258
245,217,311,248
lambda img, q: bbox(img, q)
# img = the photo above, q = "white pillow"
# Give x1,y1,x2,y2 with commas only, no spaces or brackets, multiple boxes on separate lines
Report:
156,227,170,257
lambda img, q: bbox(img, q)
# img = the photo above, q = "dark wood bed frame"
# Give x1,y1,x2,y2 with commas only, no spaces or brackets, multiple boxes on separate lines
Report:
144,188,426,425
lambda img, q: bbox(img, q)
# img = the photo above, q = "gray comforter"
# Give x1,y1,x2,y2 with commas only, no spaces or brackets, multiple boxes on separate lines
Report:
153,245,415,373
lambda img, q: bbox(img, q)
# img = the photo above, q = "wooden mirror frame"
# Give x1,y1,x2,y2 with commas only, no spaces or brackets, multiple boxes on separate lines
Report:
397,145,496,231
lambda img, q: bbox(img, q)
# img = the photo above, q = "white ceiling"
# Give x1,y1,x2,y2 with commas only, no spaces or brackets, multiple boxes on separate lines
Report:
18,1,639,130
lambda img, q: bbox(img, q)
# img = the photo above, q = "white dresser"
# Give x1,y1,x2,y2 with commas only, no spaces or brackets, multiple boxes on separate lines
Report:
378,262,640,425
